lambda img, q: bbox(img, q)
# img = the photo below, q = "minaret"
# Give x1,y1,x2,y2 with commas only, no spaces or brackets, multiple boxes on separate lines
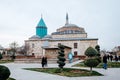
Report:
36,15,47,38
65,13,69,25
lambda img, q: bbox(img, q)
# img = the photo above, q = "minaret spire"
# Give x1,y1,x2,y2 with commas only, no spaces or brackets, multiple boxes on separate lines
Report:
65,13,69,25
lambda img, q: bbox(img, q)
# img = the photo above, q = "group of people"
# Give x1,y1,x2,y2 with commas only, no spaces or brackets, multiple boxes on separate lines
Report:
107,54,113,61
103,54,120,69
106,54,120,62
41,54,120,69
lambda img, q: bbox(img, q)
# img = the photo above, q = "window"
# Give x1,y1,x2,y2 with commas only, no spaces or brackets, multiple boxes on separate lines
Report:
58,43,61,46
74,51,78,56
32,43,34,48
74,43,78,48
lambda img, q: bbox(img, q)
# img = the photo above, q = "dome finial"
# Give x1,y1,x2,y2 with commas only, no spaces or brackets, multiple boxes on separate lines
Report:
41,14,43,18
65,13,69,25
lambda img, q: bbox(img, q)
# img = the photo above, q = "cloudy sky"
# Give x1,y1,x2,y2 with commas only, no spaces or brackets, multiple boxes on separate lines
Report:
0,0,120,50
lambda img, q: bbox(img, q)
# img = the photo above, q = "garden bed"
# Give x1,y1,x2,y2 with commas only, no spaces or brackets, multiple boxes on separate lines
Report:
25,68,103,77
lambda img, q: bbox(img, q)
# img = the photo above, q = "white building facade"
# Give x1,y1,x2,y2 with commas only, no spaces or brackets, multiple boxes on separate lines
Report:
25,14,98,58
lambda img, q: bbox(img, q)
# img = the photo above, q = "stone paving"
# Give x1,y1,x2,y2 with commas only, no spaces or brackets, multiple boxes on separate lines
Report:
1,60,120,80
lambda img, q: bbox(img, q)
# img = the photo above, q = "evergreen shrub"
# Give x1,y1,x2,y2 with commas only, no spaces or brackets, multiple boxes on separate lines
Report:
0,65,10,80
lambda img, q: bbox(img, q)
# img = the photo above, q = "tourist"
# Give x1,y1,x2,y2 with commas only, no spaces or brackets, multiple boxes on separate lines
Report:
103,54,107,69
41,56,47,68
115,55,118,62
109,54,113,61
119,56,120,61
107,54,110,60
44,56,47,67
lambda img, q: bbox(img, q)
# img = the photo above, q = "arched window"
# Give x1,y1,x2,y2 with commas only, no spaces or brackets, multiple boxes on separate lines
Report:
32,43,34,48
74,43,78,49
74,51,78,56
58,43,61,46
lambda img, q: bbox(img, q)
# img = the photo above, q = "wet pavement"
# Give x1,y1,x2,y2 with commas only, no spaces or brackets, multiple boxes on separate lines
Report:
1,60,120,80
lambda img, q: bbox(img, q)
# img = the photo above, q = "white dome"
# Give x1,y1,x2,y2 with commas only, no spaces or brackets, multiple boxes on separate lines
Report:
43,35,52,40
52,23,85,35
29,35,41,40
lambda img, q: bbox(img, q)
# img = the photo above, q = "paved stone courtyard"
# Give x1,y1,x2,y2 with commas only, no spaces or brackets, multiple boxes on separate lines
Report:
1,60,120,80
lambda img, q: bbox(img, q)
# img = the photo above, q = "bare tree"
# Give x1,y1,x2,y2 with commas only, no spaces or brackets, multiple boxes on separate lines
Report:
9,41,19,60
18,44,29,56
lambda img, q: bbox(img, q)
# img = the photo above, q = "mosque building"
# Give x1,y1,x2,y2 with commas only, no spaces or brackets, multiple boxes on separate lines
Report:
25,14,98,59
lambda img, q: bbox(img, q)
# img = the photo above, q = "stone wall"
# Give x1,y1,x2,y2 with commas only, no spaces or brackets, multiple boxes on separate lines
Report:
45,48,71,59
49,39,98,56
25,38,98,59
25,40,43,58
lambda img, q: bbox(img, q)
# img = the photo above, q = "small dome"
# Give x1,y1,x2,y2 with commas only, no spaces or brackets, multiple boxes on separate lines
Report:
43,35,52,40
44,35,52,38
29,35,41,40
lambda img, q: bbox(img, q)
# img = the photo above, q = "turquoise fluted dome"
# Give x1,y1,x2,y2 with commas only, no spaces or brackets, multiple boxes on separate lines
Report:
36,17,47,38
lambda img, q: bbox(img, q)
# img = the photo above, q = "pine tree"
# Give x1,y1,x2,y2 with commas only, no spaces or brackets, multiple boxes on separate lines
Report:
57,44,66,69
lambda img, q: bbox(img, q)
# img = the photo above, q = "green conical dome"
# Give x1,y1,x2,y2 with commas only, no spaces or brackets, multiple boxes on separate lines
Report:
37,17,46,27
36,16,47,38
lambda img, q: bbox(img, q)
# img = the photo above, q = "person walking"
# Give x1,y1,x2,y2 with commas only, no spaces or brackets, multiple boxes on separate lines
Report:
119,56,120,61
109,54,113,61
44,56,47,67
103,54,108,69
115,55,118,62
41,56,46,68
107,54,110,60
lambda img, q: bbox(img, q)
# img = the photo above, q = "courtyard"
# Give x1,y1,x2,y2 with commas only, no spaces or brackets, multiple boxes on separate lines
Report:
1,60,120,80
